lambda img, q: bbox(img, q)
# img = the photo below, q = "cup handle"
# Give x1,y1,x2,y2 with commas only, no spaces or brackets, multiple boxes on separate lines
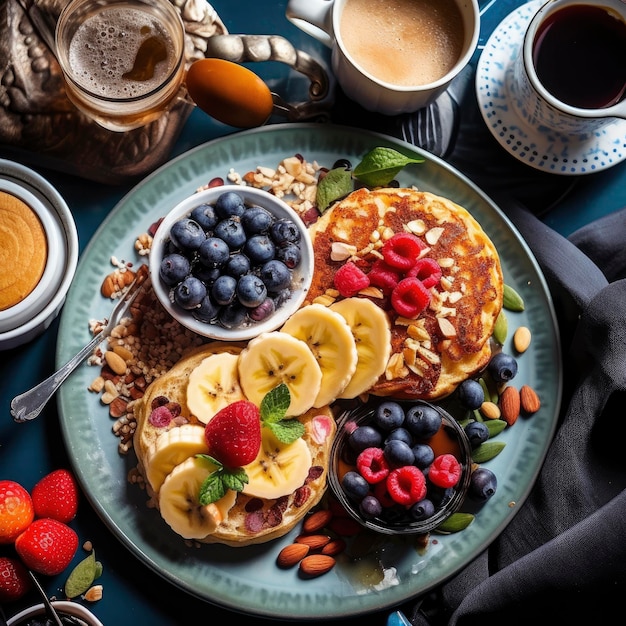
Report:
204,34,333,121
285,0,335,48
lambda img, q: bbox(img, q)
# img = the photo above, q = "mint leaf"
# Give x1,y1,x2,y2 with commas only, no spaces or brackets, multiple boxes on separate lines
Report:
199,473,227,505
353,147,424,187
196,454,248,504
260,383,290,424
268,418,306,444
222,467,249,492
316,166,353,212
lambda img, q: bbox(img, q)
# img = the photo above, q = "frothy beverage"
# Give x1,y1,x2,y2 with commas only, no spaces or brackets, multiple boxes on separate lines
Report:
56,0,186,132
339,0,465,87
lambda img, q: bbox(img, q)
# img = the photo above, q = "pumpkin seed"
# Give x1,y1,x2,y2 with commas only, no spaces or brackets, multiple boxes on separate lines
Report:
485,419,507,438
493,310,508,345
64,551,98,598
435,513,475,533
503,284,525,311
472,440,506,463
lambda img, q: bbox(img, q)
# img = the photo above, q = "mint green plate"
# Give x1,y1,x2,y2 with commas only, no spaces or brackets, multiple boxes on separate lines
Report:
57,123,561,620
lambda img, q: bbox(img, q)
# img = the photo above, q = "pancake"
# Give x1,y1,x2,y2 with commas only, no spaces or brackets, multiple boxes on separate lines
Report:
133,342,336,546
306,187,503,399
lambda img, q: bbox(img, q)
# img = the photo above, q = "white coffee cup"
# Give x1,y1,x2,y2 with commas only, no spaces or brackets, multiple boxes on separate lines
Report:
286,0,480,115
512,0,626,135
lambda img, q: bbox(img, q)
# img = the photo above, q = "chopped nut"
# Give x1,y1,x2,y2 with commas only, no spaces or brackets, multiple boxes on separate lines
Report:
83,585,103,602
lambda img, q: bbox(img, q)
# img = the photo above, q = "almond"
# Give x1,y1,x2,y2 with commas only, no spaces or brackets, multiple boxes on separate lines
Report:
302,509,333,534
104,350,128,376
295,534,331,550
321,538,346,557
299,554,336,577
520,385,541,414
499,385,521,426
276,543,309,568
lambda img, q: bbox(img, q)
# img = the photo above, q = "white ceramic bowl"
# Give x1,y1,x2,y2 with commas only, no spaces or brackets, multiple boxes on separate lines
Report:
7,600,103,625
150,185,313,341
0,160,79,351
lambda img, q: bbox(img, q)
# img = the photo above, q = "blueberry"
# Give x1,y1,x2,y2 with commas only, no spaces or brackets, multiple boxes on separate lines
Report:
457,379,485,410
409,498,435,521
270,218,301,246
464,421,490,449
214,217,247,250
374,401,405,431
192,295,219,322
240,205,274,234
405,404,442,440
359,494,382,519
411,443,435,469
487,352,519,384
259,259,291,292
384,427,412,446
248,297,275,322
275,242,301,269
218,303,248,329
468,467,497,502
244,234,276,265
348,425,382,452
193,264,221,285
215,191,245,218
190,203,218,231
224,253,251,278
198,237,230,268
341,470,370,501
236,274,267,308
383,439,415,466
211,274,237,306
159,253,190,286
174,276,206,309
169,218,206,251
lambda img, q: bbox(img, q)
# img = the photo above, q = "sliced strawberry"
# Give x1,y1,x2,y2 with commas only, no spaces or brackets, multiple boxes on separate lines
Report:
428,454,462,488
204,400,262,468
391,277,431,318
407,257,442,288
356,447,389,484
15,518,78,576
367,259,400,293
386,466,427,505
333,261,370,297
0,480,35,544
381,233,426,271
0,556,32,602
31,469,79,524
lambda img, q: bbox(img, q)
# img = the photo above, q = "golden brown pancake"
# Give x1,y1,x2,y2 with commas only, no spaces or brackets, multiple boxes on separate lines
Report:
307,187,503,400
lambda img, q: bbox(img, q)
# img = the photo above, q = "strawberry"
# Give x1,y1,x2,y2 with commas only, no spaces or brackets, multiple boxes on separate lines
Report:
204,400,262,468
0,480,35,544
31,469,79,524
15,518,78,576
0,556,32,602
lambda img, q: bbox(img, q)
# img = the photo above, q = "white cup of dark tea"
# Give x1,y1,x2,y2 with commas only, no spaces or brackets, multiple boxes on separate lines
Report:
513,0,626,135
286,0,480,115
54,0,187,132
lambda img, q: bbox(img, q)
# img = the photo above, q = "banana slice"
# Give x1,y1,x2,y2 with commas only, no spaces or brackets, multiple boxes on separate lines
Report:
158,456,237,540
330,298,392,399
186,352,245,424
281,304,358,407
243,430,312,500
144,424,209,494
238,332,322,416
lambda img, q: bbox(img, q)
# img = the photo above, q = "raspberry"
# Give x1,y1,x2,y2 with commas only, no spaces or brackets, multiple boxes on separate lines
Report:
386,466,427,505
367,259,400,293
391,277,431,317
148,405,173,428
407,257,442,288
381,233,426,271
428,454,462,488
333,261,370,297
356,447,389,484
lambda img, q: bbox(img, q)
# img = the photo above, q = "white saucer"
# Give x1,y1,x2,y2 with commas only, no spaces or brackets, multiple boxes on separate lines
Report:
475,0,626,175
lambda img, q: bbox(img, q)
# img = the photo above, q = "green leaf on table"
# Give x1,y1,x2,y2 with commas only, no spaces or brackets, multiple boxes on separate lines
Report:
353,147,424,187
316,166,353,212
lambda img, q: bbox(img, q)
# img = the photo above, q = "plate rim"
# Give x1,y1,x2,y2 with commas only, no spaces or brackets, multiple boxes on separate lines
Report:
56,122,562,619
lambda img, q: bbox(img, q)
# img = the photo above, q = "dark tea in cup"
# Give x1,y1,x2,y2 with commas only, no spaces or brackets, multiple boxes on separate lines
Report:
532,4,626,110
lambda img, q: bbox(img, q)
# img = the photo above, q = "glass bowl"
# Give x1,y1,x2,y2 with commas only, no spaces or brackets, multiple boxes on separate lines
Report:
149,185,313,341
328,400,472,535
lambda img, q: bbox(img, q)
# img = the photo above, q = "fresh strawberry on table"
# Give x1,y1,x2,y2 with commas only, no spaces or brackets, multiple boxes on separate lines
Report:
0,480,35,544
14,518,78,576
0,556,32,602
31,469,79,524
